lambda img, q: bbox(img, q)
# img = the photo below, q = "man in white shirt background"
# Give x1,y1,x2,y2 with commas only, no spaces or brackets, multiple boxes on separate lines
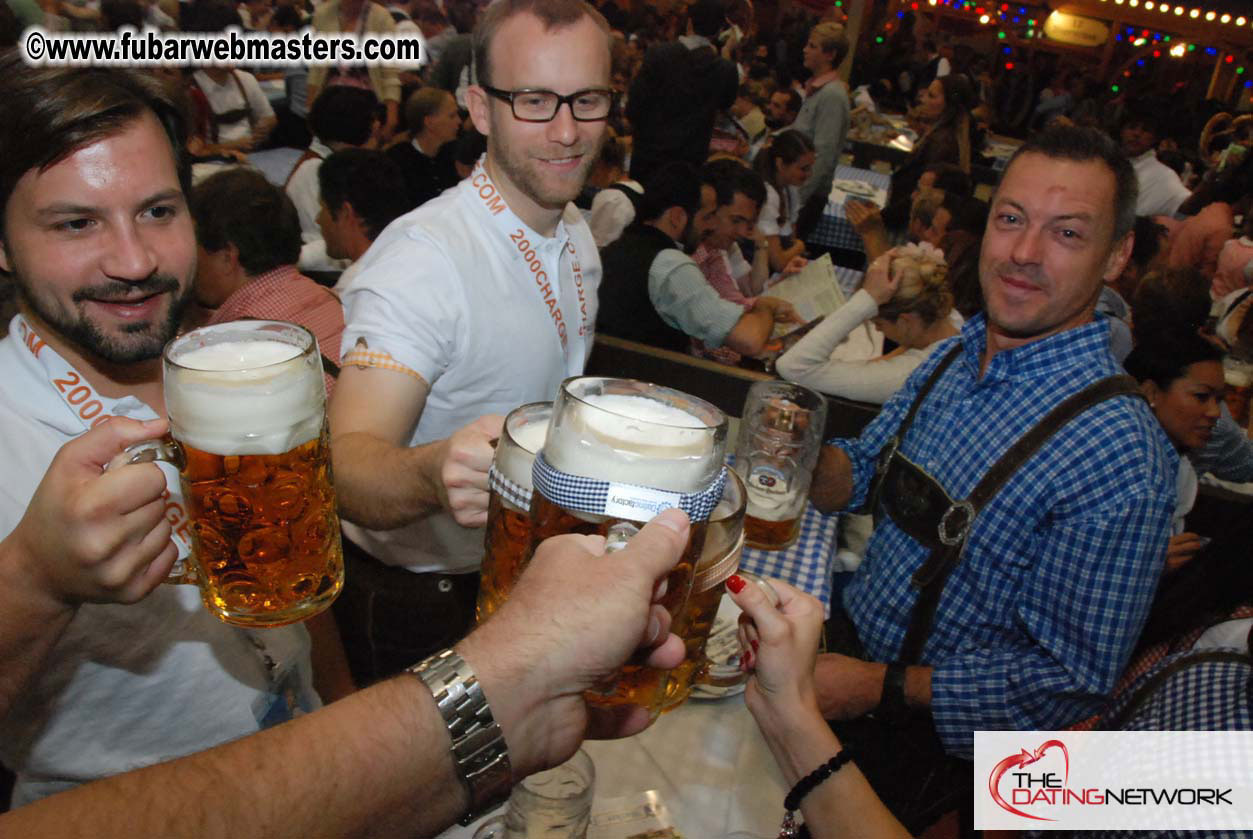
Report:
1121,105,1191,218
287,86,381,273
328,0,612,684
315,148,412,295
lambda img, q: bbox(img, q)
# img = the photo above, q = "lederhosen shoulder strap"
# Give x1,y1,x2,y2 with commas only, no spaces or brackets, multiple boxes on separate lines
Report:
873,342,1145,664
896,372,1142,664
863,343,962,516
283,147,327,189
229,70,258,133
1105,648,1252,731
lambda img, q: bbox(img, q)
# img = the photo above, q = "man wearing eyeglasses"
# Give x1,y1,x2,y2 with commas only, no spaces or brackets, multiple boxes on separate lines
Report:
327,0,611,684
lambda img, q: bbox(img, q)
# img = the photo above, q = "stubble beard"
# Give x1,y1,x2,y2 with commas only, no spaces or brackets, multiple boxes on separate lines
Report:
14,270,191,364
488,126,603,213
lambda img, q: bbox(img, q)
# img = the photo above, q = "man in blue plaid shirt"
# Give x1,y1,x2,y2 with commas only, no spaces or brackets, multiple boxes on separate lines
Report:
808,124,1177,832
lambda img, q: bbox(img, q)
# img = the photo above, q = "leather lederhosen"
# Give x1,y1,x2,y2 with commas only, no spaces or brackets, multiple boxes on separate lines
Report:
866,342,1145,665
824,343,1145,836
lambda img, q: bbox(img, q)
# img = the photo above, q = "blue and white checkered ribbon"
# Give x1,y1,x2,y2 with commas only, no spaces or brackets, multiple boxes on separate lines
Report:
532,453,727,523
489,464,534,512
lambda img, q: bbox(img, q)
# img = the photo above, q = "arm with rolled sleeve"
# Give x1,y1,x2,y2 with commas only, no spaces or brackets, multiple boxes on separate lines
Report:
330,237,475,531
929,477,1172,758
647,249,746,348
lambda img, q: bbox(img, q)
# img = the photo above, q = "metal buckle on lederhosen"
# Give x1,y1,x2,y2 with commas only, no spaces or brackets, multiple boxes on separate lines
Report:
874,442,974,558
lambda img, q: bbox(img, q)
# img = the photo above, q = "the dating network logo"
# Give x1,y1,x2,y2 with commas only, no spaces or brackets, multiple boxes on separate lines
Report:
976,731,1248,831
988,739,1071,821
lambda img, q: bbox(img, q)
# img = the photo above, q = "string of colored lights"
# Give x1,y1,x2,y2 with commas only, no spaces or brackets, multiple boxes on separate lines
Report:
868,0,1253,98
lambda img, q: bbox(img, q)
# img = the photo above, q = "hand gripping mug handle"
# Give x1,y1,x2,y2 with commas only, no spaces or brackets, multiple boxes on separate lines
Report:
104,436,195,584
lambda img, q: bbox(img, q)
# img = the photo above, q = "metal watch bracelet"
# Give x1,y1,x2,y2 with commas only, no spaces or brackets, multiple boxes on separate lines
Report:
407,648,513,826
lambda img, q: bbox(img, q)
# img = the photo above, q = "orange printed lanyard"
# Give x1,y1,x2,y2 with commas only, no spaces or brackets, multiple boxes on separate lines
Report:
14,315,195,557
469,163,589,372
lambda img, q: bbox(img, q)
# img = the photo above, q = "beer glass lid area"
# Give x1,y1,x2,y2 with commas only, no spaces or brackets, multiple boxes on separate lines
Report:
543,376,728,493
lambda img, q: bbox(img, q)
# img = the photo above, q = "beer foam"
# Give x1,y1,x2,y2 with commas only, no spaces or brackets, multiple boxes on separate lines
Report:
175,340,302,372
167,339,324,456
544,393,722,492
497,416,548,490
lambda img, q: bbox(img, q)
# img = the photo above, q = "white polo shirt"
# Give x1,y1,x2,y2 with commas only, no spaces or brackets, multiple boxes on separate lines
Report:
339,161,601,573
192,69,275,145
0,316,316,806
1131,150,1191,218
285,137,333,244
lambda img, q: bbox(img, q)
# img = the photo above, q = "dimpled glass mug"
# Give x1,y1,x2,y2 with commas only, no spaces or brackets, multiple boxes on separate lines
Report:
734,380,826,550
476,401,551,624
117,320,344,627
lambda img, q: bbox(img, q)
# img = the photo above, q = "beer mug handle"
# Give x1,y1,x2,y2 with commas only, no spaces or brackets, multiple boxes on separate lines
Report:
104,436,195,584
604,521,639,553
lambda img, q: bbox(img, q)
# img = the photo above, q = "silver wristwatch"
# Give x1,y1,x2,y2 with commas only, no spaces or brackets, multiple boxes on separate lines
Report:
407,648,513,826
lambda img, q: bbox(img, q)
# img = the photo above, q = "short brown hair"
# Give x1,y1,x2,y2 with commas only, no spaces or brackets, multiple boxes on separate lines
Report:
191,168,302,276
0,55,189,239
472,0,609,87
405,87,455,135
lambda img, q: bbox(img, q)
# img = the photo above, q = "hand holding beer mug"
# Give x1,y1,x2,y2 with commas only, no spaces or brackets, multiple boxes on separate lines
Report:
734,381,827,550
117,321,344,627
529,377,729,720
477,402,550,623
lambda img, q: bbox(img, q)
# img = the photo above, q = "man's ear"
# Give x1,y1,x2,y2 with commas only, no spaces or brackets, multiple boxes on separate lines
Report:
222,241,242,274
0,239,10,276
663,206,687,233
341,201,368,237
465,85,491,138
1103,230,1135,283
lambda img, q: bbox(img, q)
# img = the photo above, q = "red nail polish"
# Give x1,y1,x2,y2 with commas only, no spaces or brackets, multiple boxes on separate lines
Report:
751,640,759,652
726,574,747,594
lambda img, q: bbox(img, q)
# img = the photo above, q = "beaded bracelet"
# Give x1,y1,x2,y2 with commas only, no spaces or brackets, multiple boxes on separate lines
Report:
777,748,856,838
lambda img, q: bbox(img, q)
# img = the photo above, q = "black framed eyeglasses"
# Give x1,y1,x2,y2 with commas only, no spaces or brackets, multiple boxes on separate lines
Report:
481,86,616,122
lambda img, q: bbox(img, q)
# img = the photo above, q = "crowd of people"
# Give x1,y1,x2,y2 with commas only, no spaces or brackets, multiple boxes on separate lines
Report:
2,0,1253,836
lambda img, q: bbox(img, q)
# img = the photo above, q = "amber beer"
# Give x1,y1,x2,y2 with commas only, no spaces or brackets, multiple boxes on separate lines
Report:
164,322,343,627
531,377,728,720
735,381,826,551
476,402,550,622
529,493,710,711
660,471,746,712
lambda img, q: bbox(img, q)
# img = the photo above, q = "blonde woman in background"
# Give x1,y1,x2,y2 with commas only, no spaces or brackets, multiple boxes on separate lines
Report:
776,243,960,404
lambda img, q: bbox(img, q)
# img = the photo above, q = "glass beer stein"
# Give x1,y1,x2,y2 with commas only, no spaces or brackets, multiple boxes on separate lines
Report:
660,469,747,712
529,376,729,720
122,321,344,627
733,380,827,551
476,401,551,623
